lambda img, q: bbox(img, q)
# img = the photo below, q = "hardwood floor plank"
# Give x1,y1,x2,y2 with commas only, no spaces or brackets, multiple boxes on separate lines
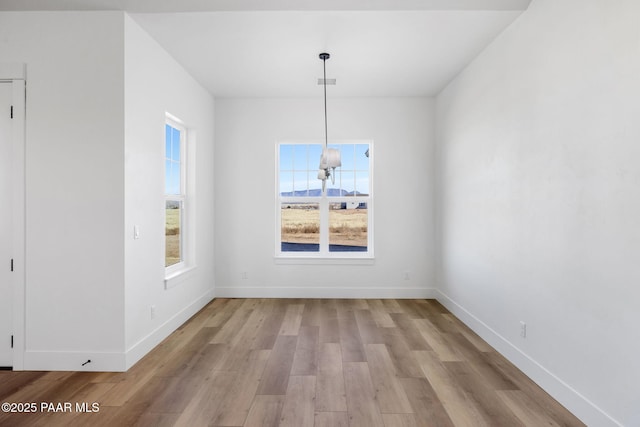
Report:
441,313,494,352
68,381,116,405
290,326,319,375
252,303,287,350
188,342,229,375
278,375,316,427
444,332,518,391
172,370,236,426
228,303,273,350
56,382,117,427
0,377,71,426
147,343,227,413
368,299,396,327
211,300,257,344
414,300,450,320
315,343,347,412
256,335,298,395
395,299,426,319
427,313,462,335
400,377,455,427
134,412,181,427
153,326,221,378
414,318,464,362
244,395,285,427
300,299,322,327
382,413,420,427
381,298,404,314
149,342,225,413
146,373,203,414
414,350,490,427
211,349,271,426
497,390,564,427
355,309,384,344
338,310,366,362
314,411,349,427
485,351,586,426
390,312,432,350
205,298,244,327
102,375,173,427
443,361,525,426
318,306,340,344
340,299,370,310
0,299,585,427
279,303,305,336
19,372,103,420
0,371,47,401
380,327,425,378
343,362,385,427
365,344,413,414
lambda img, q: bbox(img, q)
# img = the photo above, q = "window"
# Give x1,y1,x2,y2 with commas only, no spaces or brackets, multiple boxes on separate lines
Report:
165,118,186,270
277,141,373,258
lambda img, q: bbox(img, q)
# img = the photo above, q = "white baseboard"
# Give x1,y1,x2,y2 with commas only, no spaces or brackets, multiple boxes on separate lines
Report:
215,286,438,299
125,289,215,370
20,290,215,372
435,289,621,427
23,350,126,372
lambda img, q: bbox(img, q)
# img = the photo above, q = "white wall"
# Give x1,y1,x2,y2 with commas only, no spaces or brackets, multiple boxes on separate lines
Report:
436,0,640,425
215,98,436,298
0,11,126,370
0,11,215,372
123,15,215,367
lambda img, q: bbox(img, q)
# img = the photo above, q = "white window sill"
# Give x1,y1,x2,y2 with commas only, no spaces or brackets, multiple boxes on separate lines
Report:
164,265,197,289
274,256,375,265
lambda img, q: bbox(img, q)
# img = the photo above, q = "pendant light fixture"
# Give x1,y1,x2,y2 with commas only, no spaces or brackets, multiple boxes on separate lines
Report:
317,52,341,193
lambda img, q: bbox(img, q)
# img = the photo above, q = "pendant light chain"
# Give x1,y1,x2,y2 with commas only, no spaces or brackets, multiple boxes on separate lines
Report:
323,54,328,149
317,52,339,192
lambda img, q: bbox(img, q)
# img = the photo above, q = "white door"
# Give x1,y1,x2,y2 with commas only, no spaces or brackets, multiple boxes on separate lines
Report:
0,82,13,367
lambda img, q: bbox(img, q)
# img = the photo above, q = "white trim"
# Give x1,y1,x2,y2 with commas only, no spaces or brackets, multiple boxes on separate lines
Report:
23,350,126,372
164,264,197,289
21,289,215,372
165,115,195,280
435,289,622,427
216,286,437,299
125,289,214,370
274,256,374,265
7,75,26,370
275,139,374,259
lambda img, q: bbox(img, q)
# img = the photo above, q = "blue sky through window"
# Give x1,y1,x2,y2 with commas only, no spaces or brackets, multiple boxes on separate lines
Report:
279,143,370,196
165,124,181,195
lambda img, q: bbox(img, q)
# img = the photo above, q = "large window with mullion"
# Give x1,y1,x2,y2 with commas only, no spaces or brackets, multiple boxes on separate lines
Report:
165,118,186,270
277,141,372,257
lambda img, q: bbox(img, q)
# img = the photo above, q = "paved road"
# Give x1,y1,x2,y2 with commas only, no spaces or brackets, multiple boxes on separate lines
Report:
281,243,367,252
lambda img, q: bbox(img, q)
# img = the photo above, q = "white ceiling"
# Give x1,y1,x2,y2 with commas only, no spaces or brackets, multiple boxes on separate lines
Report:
0,0,531,97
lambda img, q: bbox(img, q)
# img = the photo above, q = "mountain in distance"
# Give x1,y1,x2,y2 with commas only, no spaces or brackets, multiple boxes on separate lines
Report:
280,189,367,197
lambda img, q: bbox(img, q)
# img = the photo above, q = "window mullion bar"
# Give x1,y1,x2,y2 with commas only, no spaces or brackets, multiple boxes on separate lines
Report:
319,196,329,255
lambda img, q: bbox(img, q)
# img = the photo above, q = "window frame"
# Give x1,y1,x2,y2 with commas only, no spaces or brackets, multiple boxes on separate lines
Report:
165,116,188,276
275,139,374,261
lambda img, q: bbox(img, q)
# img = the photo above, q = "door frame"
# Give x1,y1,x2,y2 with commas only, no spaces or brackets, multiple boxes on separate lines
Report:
1,63,25,370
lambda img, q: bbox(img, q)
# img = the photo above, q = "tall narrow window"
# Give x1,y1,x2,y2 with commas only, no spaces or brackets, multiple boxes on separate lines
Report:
165,118,186,269
277,141,373,258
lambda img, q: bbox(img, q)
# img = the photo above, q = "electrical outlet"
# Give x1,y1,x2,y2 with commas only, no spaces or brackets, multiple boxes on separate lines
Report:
520,321,527,338
403,271,410,280
241,271,248,280
150,305,156,320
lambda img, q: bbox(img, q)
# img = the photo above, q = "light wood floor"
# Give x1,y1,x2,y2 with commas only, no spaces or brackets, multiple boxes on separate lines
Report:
0,298,585,426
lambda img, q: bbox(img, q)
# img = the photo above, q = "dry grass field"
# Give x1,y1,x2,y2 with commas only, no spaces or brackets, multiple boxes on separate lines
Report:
165,208,181,266
281,205,367,247
166,205,367,265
